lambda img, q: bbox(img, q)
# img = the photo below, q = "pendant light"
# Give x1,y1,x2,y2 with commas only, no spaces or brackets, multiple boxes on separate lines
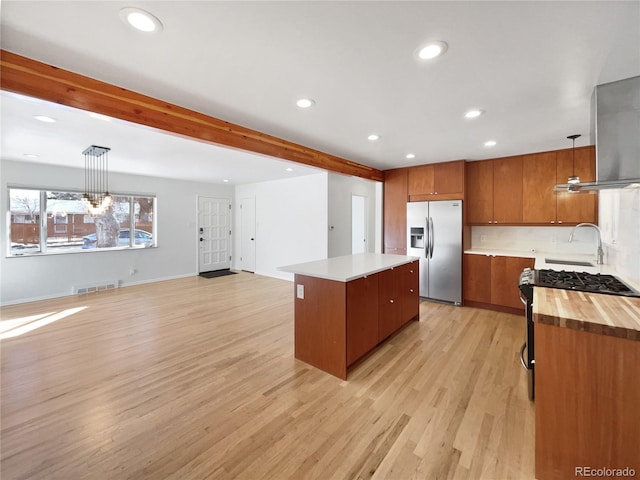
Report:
567,134,581,185
82,145,113,216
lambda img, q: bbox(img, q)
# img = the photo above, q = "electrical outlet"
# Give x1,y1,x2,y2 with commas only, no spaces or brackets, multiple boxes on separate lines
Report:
296,284,304,299
480,235,487,243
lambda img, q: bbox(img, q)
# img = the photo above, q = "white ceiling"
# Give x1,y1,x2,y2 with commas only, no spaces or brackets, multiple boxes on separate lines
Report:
1,1,639,184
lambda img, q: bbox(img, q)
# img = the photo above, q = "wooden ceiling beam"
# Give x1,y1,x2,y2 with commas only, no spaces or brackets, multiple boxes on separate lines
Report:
0,50,384,182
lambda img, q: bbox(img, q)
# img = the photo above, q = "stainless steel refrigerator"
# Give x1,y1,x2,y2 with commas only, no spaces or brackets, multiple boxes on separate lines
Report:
406,200,462,305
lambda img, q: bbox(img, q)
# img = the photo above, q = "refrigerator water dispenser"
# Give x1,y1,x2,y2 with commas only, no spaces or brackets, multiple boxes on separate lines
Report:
410,227,425,248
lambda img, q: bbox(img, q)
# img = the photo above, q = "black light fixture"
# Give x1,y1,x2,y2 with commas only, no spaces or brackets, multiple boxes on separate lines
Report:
567,134,581,185
82,145,113,216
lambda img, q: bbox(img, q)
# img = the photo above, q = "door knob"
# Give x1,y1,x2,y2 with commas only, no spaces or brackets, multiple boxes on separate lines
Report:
199,238,203,242
251,238,255,241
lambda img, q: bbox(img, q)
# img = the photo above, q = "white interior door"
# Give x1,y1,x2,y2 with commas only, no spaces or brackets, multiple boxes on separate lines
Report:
240,197,256,272
198,197,231,273
352,195,367,254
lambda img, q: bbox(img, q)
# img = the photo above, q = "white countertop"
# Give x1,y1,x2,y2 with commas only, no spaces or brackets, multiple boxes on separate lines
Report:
279,253,419,282
464,248,640,292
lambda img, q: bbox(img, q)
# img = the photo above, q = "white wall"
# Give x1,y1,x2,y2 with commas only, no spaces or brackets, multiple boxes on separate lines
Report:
234,173,328,281
327,172,380,258
1,160,234,304
599,188,640,285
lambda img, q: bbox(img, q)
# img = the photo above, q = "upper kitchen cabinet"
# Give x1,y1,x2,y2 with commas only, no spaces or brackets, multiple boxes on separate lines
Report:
383,168,408,254
408,160,464,201
465,156,522,224
556,146,598,224
522,151,557,224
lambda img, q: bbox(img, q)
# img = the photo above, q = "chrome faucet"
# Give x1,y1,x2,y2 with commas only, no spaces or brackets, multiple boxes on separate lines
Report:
568,223,604,265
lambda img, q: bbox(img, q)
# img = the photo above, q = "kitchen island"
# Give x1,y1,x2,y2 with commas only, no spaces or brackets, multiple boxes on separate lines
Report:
533,287,640,480
279,253,419,379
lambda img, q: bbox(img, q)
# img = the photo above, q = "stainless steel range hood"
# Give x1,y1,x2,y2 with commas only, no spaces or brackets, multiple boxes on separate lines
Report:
555,76,640,193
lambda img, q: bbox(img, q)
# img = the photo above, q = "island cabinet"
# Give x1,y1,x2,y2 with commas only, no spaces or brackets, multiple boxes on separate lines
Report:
463,253,533,313
281,254,420,380
383,168,408,255
534,288,640,480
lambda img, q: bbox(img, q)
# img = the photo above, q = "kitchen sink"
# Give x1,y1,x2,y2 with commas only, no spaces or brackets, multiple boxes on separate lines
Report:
545,258,594,267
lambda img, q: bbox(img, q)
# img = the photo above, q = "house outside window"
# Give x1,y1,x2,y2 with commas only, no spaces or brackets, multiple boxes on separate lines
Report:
8,187,156,256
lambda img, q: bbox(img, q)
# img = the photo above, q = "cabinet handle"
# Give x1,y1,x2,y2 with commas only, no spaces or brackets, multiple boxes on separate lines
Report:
489,221,493,224
494,220,498,224
558,220,563,224
390,299,394,303
410,270,414,273
410,289,414,293
550,221,555,224
434,192,438,195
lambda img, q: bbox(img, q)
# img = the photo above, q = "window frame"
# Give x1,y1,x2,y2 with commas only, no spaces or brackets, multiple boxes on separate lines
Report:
7,186,157,257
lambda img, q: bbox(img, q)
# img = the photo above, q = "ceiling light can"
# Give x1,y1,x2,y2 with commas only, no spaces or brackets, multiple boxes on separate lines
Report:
296,98,315,108
417,41,448,60
34,115,56,123
484,140,497,147
120,7,163,33
406,153,416,159
464,109,484,119
367,134,380,141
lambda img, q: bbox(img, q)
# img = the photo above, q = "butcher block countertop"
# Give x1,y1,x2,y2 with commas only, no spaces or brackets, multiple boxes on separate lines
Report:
533,286,640,342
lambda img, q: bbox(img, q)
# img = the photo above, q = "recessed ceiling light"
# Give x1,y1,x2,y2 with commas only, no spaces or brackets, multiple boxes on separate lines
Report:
223,179,229,183
464,109,484,119
285,167,294,172
23,153,40,158
367,134,380,141
417,41,448,60
296,98,315,108
89,112,112,121
120,7,163,33
406,153,416,159
34,115,56,123
484,140,497,147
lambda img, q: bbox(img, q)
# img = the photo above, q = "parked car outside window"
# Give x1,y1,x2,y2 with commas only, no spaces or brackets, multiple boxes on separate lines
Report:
82,228,153,249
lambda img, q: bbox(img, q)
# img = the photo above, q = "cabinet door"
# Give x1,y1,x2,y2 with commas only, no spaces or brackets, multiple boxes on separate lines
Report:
401,261,420,323
463,254,491,304
378,267,404,340
465,160,493,224
346,274,380,366
493,156,523,224
408,165,434,196
556,146,598,224
433,161,464,195
384,168,408,253
523,152,557,224
490,256,534,310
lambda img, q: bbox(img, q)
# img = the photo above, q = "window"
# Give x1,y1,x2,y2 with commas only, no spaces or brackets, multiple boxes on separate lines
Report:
8,188,156,256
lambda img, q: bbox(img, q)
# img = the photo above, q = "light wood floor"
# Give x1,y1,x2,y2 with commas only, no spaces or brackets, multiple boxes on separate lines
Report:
1,273,534,480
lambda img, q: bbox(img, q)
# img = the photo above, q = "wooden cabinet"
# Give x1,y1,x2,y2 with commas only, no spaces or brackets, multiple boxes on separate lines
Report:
346,274,379,365
378,262,419,340
408,160,464,200
463,253,491,303
522,151,557,224
490,256,533,309
493,156,523,224
463,254,534,313
465,160,493,224
555,146,598,224
383,168,408,254
465,156,522,225
535,323,640,479
293,259,419,379
466,146,597,226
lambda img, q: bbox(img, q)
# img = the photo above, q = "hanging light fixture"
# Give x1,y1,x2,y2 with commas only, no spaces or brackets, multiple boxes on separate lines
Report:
567,134,581,185
82,145,113,216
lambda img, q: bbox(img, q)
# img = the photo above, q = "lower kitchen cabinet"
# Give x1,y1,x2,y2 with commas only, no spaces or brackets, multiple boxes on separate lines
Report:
346,274,379,365
378,262,419,340
463,254,534,313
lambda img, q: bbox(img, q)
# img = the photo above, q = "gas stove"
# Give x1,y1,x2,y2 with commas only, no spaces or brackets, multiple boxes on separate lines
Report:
519,268,640,297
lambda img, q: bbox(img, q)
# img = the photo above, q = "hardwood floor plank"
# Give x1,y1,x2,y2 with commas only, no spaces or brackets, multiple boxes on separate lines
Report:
1,273,534,479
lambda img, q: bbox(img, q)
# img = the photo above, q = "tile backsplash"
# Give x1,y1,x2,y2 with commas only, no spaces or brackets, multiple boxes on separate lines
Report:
471,225,597,256
599,188,640,284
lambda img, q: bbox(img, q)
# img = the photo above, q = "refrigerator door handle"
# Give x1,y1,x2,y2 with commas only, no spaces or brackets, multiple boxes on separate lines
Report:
428,217,434,259
424,217,430,258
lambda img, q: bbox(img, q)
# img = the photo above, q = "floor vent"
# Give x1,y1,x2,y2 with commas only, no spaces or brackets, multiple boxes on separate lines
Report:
73,280,120,295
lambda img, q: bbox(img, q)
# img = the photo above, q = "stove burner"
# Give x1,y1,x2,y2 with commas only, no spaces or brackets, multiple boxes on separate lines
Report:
534,269,639,296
